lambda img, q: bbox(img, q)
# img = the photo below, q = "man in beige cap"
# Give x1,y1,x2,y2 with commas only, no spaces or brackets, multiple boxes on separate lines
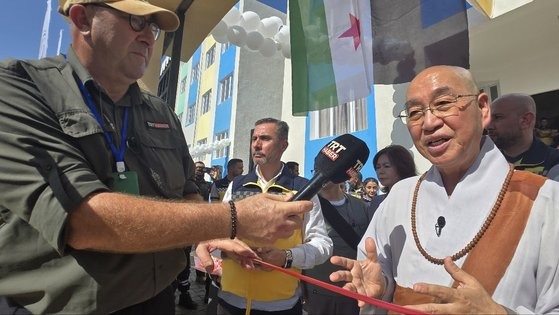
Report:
0,1,312,314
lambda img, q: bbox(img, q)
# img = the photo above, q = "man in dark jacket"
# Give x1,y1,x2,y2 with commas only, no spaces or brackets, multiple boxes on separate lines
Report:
487,93,559,179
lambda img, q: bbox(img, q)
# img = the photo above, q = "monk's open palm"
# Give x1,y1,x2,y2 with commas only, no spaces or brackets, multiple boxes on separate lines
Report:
404,257,506,314
329,237,386,307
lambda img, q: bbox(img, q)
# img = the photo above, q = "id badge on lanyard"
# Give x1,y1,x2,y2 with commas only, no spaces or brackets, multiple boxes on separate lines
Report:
113,166,140,195
75,77,139,195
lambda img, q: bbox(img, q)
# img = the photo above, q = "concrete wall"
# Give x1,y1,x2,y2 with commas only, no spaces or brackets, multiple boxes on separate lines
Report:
469,1,559,96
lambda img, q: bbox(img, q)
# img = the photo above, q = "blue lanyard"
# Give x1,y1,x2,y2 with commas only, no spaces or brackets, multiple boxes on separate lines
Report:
76,78,129,173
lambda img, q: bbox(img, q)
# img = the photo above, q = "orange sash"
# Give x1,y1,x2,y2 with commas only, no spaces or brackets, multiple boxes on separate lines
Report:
391,170,546,310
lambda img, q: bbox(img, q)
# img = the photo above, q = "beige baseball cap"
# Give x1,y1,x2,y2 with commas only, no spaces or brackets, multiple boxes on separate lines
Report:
58,0,179,32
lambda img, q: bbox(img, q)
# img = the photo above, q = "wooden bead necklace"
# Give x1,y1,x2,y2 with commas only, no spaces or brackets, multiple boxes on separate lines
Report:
410,164,514,265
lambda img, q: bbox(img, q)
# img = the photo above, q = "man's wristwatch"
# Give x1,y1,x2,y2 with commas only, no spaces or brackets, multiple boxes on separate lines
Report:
283,249,293,269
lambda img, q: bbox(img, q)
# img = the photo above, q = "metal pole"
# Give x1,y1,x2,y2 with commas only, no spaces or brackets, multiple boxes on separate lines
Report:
166,0,193,110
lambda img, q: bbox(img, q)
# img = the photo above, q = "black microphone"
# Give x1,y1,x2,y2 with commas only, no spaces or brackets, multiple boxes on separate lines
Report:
435,216,446,237
292,134,370,201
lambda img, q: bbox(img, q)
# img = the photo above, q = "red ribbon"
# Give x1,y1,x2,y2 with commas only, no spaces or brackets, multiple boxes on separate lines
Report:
253,259,427,315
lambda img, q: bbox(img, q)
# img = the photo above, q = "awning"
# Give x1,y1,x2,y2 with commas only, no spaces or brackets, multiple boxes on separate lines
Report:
467,0,533,19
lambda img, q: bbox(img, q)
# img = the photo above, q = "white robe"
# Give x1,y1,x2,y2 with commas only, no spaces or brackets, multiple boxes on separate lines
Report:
359,137,559,314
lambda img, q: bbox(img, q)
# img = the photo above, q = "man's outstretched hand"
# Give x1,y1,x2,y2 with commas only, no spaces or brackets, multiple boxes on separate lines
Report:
236,193,311,244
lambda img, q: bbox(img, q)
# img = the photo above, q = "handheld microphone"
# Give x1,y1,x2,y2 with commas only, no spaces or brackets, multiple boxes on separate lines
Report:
292,134,370,201
435,216,446,237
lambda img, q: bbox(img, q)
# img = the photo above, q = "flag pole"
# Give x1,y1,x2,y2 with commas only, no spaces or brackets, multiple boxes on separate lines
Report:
38,0,52,59
57,29,64,56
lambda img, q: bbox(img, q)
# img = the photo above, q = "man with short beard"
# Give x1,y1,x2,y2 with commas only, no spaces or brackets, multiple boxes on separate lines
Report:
197,118,332,314
487,93,559,178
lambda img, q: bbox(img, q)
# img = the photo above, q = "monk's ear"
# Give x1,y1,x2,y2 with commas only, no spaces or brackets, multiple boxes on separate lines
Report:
69,4,92,34
478,93,491,129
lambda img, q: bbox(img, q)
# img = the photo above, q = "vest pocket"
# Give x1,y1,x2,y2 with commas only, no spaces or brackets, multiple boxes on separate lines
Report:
135,130,186,198
57,109,103,138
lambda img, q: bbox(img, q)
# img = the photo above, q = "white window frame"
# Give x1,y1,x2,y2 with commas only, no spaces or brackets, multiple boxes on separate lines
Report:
185,103,196,125
218,73,233,104
214,131,228,158
190,62,199,85
221,42,231,54
201,90,212,114
205,45,216,69
179,76,187,94
309,98,368,140
479,82,500,102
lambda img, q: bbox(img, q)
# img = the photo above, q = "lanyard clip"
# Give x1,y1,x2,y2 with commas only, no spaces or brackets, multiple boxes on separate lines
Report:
116,161,126,173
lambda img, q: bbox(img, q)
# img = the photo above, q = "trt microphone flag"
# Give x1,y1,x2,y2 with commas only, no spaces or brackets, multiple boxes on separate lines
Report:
293,134,369,201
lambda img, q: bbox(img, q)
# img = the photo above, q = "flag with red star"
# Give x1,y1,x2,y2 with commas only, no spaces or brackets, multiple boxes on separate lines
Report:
290,0,470,115
290,0,373,116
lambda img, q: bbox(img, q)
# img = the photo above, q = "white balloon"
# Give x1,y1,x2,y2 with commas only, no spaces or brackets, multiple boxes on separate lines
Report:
245,31,264,51
211,20,228,38
227,25,247,46
222,7,241,26
213,33,229,44
240,11,261,32
275,25,290,45
259,38,277,57
281,41,291,59
259,16,283,38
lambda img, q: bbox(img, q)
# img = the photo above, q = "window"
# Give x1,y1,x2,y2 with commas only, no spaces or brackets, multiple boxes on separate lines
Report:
310,98,368,139
179,76,187,94
218,74,233,104
479,82,500,102
185,103,196,125
214,131,228,158
205,45,216,69
201,90,212,114
221,42,231,54
157,64,170,103
195,138,208,159
190,62,199,85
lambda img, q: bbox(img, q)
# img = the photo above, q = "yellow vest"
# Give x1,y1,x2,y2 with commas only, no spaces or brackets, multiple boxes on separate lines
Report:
222,173,305,309
221,228,302,302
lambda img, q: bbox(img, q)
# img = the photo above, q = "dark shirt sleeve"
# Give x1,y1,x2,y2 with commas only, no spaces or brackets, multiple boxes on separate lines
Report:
0,63,108,254
366,194,386,222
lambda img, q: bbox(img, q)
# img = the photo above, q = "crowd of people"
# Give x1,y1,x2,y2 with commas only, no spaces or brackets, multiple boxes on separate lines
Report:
1,1,559,315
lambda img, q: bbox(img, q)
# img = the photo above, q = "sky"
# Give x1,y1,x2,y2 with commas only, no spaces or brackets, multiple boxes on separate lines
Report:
0,1,71,60
0,0,285,61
